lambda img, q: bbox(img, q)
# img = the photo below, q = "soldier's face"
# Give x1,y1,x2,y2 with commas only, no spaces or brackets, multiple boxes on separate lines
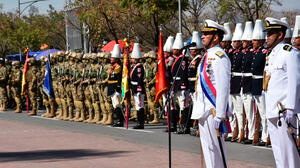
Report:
242,40,252,48
190,49,199,57
201,32,217,49
284,37,292,44
266,30,283,48
232,41,241,49
294,37,300,50
252,39,265,49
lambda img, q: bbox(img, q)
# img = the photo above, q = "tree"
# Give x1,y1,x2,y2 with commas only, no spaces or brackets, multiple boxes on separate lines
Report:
209,0,282,23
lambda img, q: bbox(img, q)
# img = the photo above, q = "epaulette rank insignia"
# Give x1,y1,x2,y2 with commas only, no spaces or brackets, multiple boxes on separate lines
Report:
215,51,224,57
283,45,292,51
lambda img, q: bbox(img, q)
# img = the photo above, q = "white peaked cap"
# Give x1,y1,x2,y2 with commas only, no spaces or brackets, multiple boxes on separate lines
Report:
190,31,203,49
222,22,233,41
241,21,254,41
183,42,190,57
172,33,184,50
111,44,121,58
280,17,292,38
232,23,244,41
293,15,300,38
163,36,174,52
252,19,266,40
131,43,142,59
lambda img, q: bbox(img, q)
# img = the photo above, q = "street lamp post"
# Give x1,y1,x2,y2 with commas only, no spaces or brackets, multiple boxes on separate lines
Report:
18,0,48,17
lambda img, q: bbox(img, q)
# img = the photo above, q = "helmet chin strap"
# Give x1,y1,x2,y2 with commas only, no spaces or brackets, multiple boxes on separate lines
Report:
206,34,216,49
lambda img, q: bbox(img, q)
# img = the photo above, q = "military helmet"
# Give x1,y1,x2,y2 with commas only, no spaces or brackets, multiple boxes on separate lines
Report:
147,51,156,59
12,61,20,66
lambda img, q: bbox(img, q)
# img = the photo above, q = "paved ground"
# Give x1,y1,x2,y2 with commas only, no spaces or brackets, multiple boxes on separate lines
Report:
0,110,275,168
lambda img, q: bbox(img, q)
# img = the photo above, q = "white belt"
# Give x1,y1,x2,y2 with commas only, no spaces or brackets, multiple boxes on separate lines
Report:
131,81,138,85
243,73,253,77
188,77,197,81
231,72,243,77
252,75,263,79
231,72,253,77
173,77,181,80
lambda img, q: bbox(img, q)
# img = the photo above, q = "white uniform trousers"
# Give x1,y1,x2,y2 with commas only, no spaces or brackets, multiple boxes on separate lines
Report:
198,114,227,168
243,93,255,140
253,95,268,142
133,93,144,110
231,94,243,138
171,90,189,112
228,95,237,137
111,92,121,109
268,117,300,168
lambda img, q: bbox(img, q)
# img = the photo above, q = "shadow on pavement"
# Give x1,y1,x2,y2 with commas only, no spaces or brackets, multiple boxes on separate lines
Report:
0,149,132,162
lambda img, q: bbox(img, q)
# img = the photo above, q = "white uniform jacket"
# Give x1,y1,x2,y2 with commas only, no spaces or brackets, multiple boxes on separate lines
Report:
191,45,231,119
264,41,300,119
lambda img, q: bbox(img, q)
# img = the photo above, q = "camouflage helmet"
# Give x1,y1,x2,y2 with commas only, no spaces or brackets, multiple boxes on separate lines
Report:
147,51,156,59
12,61,20,66
97,52,102,58
143,52,149,58
90,53,97,60
103,52,111,59
76,53,83,60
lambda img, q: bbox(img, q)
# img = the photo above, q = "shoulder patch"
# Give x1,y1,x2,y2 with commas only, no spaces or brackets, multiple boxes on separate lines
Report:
283,45,292,52
215,51,224,57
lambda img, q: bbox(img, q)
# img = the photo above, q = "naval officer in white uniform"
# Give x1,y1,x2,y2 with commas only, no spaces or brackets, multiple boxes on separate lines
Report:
263,17,300,168
191,19,231,168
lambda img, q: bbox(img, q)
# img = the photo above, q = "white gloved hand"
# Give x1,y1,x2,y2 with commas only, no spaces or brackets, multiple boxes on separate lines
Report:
213,117,222,130
285,109,295,123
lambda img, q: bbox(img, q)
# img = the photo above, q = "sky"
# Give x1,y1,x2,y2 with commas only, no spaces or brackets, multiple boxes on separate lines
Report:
0,0,300,14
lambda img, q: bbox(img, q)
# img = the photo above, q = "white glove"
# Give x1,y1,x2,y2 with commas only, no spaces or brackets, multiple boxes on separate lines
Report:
213,117,222,130
285,109,295,123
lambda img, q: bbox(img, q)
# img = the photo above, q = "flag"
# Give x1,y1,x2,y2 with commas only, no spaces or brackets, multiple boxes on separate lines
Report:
123,38,130,47
43,54,55,98
154,31,170,103
21,49,29,95
121,45,130,103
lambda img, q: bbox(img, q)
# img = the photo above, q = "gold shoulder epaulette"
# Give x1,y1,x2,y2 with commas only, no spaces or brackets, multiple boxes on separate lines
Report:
215,51,224,57
114,65,121,74
283,45,292,52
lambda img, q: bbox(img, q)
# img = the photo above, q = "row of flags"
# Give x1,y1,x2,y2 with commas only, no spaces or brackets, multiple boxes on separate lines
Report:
20,32,169,115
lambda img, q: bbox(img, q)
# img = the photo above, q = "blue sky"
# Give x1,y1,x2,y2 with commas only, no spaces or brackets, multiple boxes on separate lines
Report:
1,0,300,14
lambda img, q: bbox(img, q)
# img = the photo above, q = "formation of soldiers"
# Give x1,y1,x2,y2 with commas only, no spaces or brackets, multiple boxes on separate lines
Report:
1,15,300,167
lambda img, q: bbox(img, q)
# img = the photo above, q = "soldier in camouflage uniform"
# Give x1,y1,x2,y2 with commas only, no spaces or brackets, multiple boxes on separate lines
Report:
69,52,81,121
80,53,93,123
97,52,114,125
73,53,86,122
10,61,22,113
58,51,69,120
0,58,8,111
27,57,39,116
64,51,74,120
89,53,101,123
144,51,158,124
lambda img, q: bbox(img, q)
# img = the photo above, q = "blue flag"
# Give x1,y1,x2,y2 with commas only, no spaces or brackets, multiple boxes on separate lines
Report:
43,55,55,98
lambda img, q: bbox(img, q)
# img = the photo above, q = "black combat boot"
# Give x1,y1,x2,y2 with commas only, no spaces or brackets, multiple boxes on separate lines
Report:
133,108,144,129
113,107,124,127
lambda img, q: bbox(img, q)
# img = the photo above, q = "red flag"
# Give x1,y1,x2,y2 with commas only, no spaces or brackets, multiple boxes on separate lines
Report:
21,49,29,95
154,31,170,103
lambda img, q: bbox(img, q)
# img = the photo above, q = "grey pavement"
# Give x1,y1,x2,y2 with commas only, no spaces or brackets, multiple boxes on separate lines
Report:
0,110,275,168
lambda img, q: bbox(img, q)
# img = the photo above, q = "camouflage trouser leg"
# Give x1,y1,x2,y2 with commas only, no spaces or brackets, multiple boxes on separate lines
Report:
84,99,93,121
67,97,74,120
61,98,68,120
11,87,21,112
0,86,7,111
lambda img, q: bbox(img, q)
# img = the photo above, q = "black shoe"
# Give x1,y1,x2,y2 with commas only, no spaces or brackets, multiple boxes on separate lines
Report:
254,140,266,146
231,138,238,142
133,124,144,129
164,127,177,132
242,139,253,144
113,121,124,127
225,137,232,141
